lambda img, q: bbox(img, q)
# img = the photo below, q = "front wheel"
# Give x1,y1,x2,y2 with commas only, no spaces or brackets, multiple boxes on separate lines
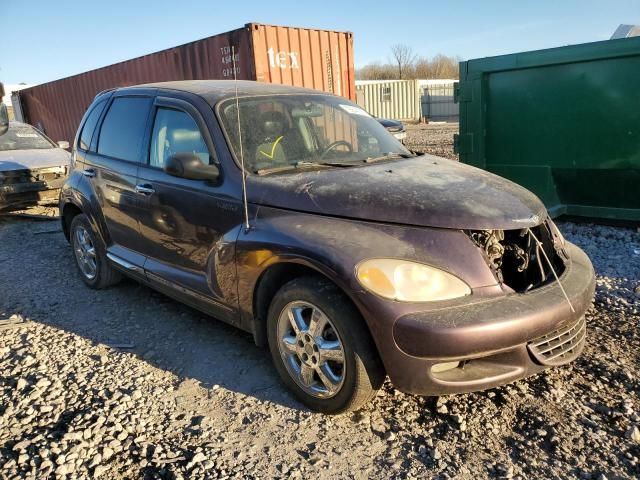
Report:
267,276,384,413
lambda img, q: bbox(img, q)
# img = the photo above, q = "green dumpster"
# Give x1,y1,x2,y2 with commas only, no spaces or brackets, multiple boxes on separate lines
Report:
455,37,640,222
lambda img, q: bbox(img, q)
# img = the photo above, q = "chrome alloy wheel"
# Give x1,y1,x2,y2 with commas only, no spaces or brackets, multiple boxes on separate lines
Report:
73,226,97,280
276,301,346,398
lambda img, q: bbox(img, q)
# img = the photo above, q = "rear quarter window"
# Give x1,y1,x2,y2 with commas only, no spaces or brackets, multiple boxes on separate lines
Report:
97,97,152,162
78,99,107,151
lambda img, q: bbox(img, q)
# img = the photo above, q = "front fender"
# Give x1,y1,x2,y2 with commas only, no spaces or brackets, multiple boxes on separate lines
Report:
234,205,497,346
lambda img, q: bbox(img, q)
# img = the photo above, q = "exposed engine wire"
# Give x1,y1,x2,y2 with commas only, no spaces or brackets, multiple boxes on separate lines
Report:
528,228,575,313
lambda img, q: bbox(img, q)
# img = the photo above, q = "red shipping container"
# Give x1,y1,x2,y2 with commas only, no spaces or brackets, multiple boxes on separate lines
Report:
15,23,355,143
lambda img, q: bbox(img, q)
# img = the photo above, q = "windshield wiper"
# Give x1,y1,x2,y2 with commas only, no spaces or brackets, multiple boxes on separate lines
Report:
254,161,356,175
364,152,415,163
254,165,298,175
296,161,356,168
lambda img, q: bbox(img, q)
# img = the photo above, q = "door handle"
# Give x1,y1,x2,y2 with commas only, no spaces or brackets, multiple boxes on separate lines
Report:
135,184,155,195
82,168,96,178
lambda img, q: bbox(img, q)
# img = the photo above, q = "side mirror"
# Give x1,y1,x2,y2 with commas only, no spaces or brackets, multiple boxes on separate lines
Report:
0,103,8,137
164,153,219,181
57,140,70,149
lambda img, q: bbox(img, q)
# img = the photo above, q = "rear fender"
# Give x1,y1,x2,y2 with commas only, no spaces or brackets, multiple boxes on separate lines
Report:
60,169,112,247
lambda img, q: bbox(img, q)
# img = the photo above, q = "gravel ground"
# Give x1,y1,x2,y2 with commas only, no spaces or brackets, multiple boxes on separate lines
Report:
404,123,458,160
1,212,639,477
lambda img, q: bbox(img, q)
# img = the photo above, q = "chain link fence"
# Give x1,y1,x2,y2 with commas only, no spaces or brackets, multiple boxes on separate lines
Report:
421,84,458,122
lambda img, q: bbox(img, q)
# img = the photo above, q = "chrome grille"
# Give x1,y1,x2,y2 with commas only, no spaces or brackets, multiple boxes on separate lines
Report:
528,316,586,366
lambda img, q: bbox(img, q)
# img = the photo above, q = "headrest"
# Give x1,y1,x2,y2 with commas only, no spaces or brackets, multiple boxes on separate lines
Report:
260,111,286,137
169,129,201,143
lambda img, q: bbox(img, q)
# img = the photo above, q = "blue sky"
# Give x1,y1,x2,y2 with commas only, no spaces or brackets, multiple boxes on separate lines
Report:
3,0,639,85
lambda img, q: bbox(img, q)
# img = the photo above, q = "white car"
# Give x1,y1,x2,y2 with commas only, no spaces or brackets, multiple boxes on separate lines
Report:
0,122,70,212
376,118,406,142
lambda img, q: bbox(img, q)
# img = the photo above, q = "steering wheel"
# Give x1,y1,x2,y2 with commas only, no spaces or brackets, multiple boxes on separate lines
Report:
320,140,354,159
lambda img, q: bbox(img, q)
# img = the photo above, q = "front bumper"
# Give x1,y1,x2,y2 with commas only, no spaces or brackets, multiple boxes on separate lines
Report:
0,166,66,212
384,242,595,395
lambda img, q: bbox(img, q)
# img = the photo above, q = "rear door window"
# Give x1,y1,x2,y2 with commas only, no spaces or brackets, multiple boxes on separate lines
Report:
97,97,152,162
78,99,107,151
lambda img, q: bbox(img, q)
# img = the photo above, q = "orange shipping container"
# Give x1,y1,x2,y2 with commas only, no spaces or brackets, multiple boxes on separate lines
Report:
15,23,355,144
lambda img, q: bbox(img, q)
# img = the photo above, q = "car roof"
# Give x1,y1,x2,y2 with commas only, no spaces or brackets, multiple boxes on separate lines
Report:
115,80,335,105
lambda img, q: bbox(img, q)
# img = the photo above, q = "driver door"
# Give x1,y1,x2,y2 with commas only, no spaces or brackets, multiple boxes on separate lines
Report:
135,96,242,323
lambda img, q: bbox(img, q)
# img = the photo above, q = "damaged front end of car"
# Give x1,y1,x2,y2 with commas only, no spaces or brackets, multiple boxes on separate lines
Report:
0,165,67,212
450,219,589,368
465,219,568,295
386,217,595,396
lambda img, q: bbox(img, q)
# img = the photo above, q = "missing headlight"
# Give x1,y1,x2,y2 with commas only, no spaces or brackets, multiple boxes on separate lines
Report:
466,222,566,293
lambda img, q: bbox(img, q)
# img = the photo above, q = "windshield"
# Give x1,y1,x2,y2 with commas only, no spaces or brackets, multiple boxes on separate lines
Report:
0,124,54,151
218,94,411,173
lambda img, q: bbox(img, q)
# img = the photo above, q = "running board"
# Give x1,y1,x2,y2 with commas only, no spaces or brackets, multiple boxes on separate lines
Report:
146,271,233,313
106,251,233,315
106,252,143,273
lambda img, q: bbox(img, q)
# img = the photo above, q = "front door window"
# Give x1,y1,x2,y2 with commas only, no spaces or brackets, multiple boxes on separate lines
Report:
150,108,209,168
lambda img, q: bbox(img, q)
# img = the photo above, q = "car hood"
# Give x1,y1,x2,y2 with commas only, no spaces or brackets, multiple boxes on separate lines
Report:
377,118,404,130
247,155,548,230
0,148,71,172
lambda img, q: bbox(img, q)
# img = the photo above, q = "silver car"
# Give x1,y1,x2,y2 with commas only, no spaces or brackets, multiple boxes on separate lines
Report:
0,122,70,212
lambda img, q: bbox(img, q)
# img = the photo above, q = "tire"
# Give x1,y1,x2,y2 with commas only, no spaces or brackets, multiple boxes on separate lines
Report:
267,276,385,414
70,214,121,289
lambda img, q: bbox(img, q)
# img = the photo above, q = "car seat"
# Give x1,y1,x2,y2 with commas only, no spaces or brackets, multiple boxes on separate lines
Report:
254,111,288,169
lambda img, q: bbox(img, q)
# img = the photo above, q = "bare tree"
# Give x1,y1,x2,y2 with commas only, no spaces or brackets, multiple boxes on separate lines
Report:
413,57,433,79
429,54,461,79
356,62,396,81
414,55,461,79
389,44,417,80
358,53,461,81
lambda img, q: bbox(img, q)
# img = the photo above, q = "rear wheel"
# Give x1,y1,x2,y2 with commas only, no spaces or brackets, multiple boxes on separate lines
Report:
267,276,384,413
70,214,121,289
